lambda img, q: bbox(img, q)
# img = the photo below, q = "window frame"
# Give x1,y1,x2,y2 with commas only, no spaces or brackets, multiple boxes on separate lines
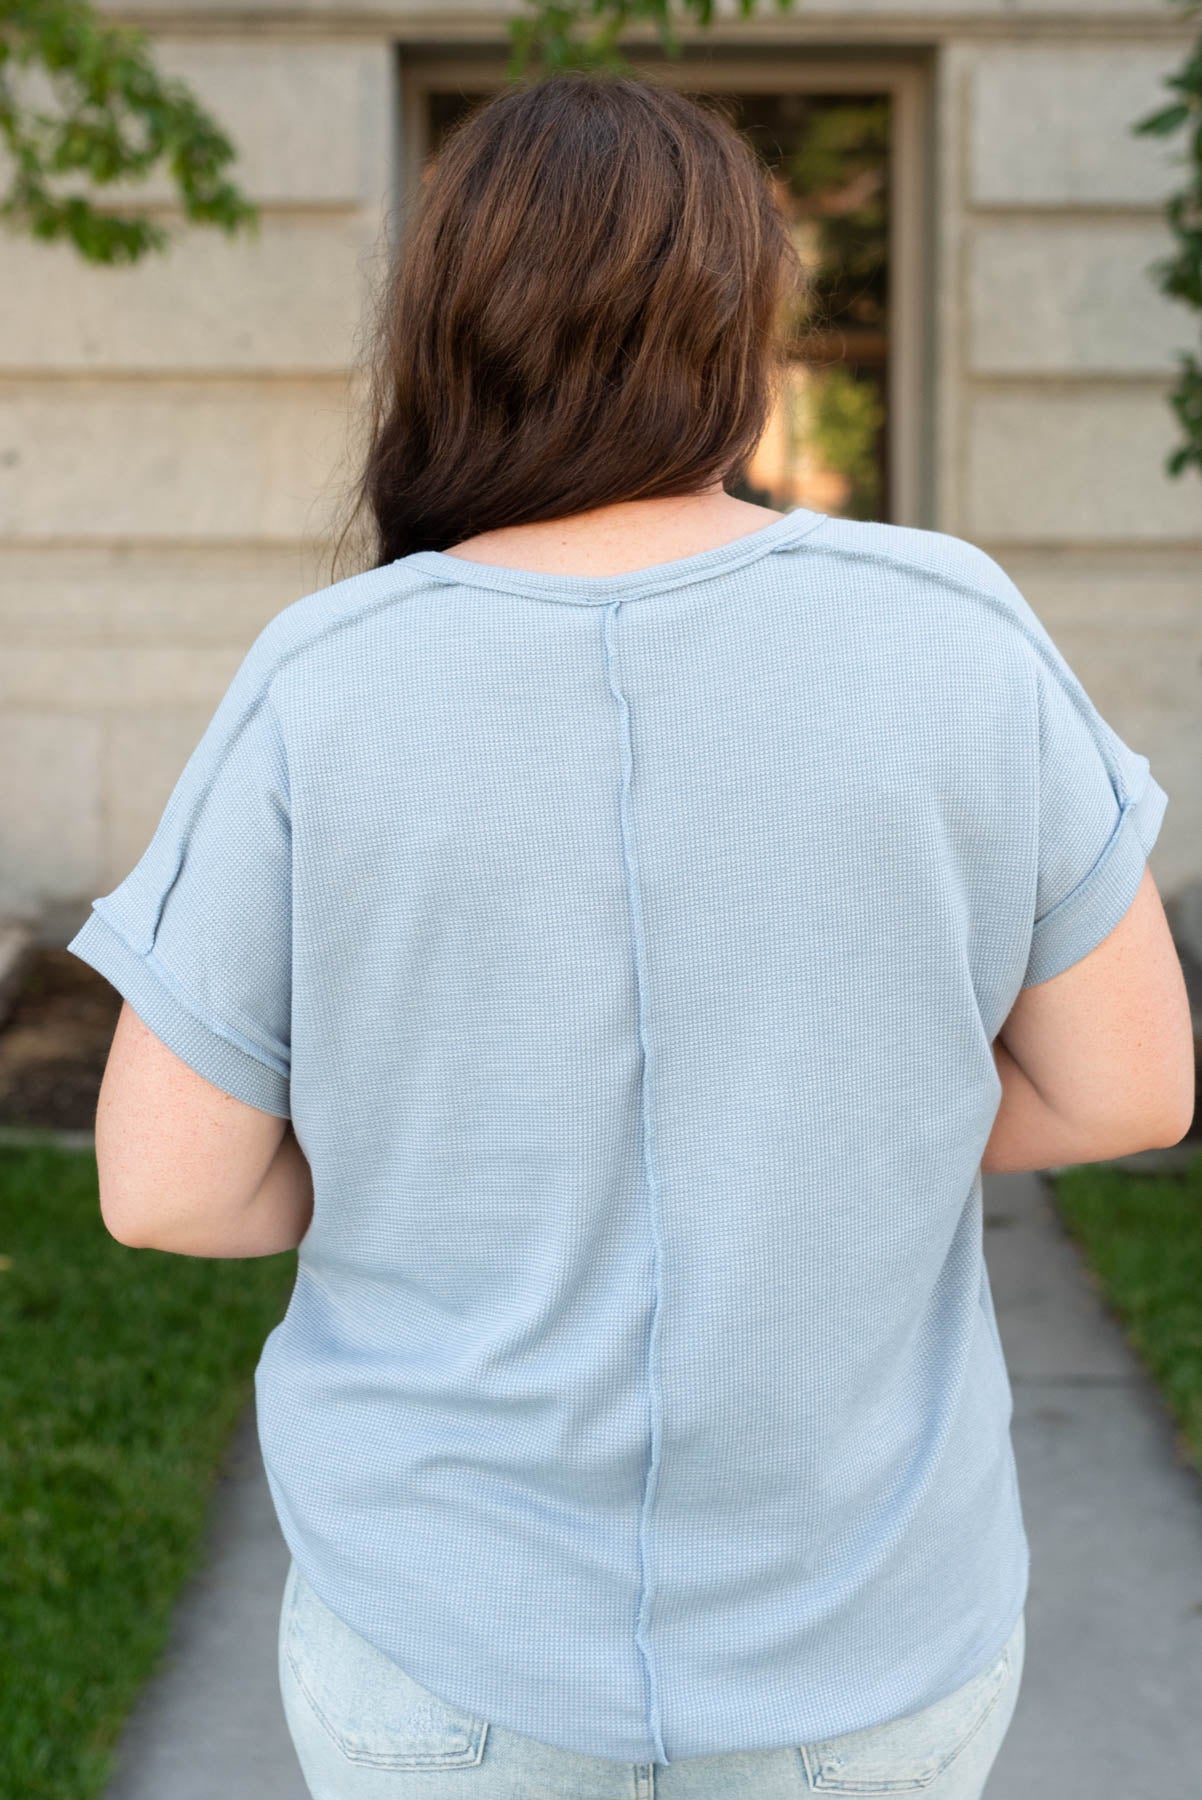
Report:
395,47,932,527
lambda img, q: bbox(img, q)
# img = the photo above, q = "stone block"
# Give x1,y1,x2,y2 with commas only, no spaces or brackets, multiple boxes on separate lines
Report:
0,543,330,644
93,40,381,206
0,215,377,373
968,221,1194,374
0,713,102,913
966,388,1202,540
981,547,1201,636
0,377,368,542
0,647,244,710
968,45,1187,206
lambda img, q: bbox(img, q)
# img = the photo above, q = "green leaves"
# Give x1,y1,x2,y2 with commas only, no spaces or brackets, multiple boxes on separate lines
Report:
1131,4,1202,478
0,0,257,265
1134,101,1191,137
507,0,696,76
1166,352,1202,475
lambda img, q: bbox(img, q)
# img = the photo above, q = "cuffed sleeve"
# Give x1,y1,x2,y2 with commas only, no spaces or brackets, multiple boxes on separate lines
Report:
66,653,293,1118
66,903,290,1115
1020,652,1169,990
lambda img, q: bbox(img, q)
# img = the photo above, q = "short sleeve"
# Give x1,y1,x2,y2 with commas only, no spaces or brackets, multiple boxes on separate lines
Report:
1020,644,1169,990
66,648,292,1117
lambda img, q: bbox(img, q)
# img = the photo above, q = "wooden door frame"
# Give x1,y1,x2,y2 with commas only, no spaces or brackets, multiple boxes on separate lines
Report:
397,50,932,527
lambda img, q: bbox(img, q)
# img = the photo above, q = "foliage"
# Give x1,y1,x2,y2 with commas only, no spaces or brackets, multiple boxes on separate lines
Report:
1132,7,1202,477
507,0,797,77
0,0,256,264
807,365,885,517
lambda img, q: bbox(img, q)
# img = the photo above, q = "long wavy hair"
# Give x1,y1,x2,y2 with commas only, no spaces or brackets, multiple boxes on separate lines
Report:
336,68,805,572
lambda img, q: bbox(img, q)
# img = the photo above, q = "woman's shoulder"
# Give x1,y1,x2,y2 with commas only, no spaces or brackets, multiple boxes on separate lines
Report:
795,513,1061,670
796,513,1020,607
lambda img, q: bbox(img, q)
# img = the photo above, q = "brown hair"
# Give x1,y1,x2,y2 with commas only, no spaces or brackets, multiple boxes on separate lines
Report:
339,69,804,570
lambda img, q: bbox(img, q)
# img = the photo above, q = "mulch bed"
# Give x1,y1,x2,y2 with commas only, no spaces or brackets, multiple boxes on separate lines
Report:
0,949,120,1133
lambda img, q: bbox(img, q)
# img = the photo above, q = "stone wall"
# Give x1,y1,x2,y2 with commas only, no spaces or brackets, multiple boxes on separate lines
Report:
937,33,1200,896
0,5,1197,922
0,32,394,917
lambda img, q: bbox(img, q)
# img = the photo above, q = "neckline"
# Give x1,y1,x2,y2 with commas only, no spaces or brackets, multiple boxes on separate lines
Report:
400,505,829,605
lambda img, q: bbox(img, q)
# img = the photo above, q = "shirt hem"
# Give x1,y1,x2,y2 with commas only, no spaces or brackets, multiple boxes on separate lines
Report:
64,906,291,1118
1021,770,1168,989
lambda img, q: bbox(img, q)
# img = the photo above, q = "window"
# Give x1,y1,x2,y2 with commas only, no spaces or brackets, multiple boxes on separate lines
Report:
401,52,930,525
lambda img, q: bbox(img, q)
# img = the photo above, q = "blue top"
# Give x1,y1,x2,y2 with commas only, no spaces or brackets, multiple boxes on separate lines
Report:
67,506,1168,1764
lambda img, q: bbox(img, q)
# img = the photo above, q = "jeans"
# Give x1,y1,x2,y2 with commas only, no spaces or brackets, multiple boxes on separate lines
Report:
279,1558,1025,1799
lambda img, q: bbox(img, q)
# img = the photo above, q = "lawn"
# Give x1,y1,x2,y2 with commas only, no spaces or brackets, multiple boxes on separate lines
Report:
0,1140,296,1800
1048,1148,1202,1477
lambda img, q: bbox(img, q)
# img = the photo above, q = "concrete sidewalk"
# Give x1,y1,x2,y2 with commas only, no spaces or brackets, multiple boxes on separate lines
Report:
982,1166,1202,1795
99,1168,1202,1797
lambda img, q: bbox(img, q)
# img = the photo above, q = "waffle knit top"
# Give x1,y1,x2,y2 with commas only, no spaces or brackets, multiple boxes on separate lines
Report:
66,506,1168,1764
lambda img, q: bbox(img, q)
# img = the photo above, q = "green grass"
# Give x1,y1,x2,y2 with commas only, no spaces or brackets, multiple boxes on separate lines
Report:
1049,1148,1202,1477
0,1142,296,1800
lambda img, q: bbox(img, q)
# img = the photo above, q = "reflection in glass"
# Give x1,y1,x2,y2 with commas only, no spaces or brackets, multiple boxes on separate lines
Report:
732,91,890,521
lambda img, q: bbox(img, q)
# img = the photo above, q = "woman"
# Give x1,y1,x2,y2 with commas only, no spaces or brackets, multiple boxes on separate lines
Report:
68,68,1193,1800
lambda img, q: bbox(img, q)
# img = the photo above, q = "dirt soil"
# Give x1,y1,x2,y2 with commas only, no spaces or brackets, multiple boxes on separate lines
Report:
0,948,120,1131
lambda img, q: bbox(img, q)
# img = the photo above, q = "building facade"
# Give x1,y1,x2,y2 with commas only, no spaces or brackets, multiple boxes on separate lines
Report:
0,1,1198,929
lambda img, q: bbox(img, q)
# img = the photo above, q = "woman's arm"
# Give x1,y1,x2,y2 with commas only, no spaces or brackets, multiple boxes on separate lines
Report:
115,1120,315,1259
982,865,1195,1174
95,1000,313,1257
982,1037,1154,1174
203,1122,314,1259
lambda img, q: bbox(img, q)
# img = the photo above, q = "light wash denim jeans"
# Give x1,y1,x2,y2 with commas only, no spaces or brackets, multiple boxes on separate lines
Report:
279,1558,1025,1800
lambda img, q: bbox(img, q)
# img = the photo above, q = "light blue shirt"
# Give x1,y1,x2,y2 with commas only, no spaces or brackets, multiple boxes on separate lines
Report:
67,506,1168,1763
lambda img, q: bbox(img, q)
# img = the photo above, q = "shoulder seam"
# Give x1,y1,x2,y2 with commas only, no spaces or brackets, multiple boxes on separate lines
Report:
797,531,1026,625
147,571,434,953
263,568,439,696
795,534,1131,798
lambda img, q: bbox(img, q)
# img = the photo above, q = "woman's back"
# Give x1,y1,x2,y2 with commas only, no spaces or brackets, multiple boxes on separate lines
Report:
64,67,1189,1784
68,500,1170,1762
